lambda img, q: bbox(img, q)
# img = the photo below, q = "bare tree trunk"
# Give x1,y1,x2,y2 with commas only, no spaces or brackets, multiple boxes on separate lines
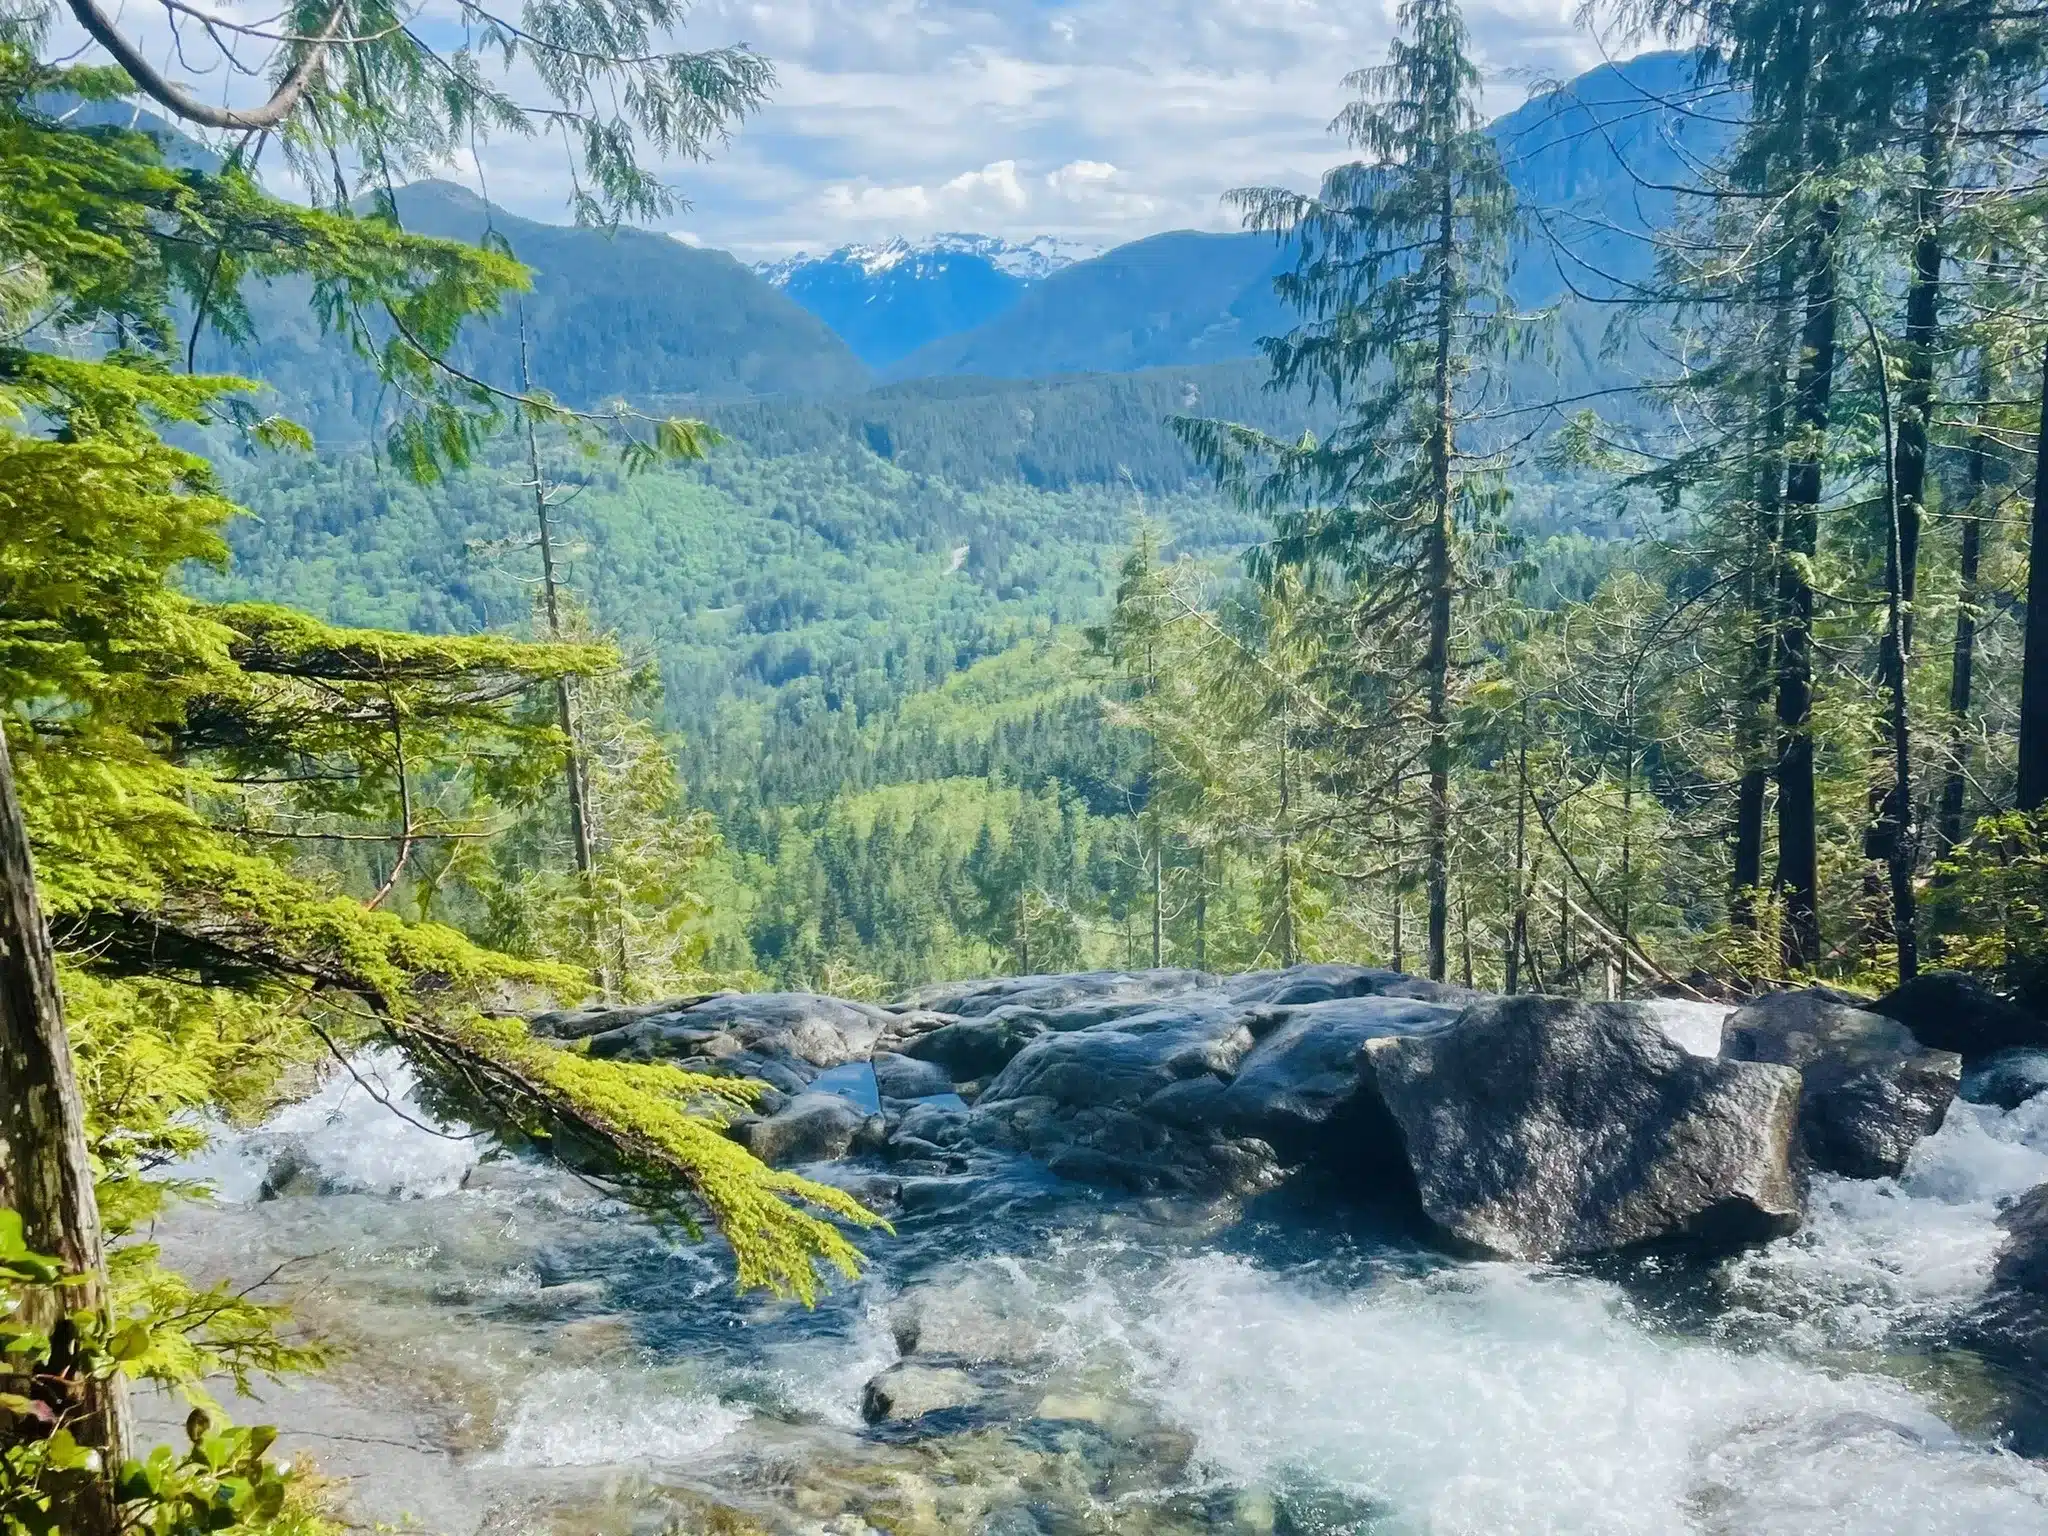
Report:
0,730,129,1533
1776,197,1842,969
1424,172,1457,983
1935,357,1994,875
1734,255,1797,931
1861,311,1917,979
520,315,606,995
2019,336,2048,811
1506,720,1529,992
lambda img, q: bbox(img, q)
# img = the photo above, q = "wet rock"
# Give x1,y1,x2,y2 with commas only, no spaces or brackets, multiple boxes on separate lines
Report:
1871,970,2048,1058
1958,1184,2048,1372
1205,995,1463,1162
1724,988,1960,1179
728,1092,886,1167
1963,1048,2048,1110
861,1363,981,1424
579,992,896,1098
1365,995,1804,1261
903,1015,1049,1080
1636,998,1730,1058
900,969,1214,1020
980,1002,1255,1109
873,1051,956,1101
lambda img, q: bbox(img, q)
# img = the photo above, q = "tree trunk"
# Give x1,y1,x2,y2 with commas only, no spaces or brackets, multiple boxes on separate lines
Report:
0,729,129,1533
1776,198,1841,968
2019,336,2048,811
1506,721,1528,992
1733,254,1798,931
1424,171,1458,983
1865,311,1917,979
521,319,606,995
1935,360,1993,872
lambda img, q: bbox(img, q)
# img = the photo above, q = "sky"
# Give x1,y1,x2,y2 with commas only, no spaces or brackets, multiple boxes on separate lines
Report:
648,0,1631,259
60,1,1643,260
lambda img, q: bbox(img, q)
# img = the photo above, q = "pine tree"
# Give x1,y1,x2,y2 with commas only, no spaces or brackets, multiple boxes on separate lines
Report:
1178,0,1522,980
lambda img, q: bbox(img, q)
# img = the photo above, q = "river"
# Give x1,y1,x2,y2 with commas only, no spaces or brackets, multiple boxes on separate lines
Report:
149,1050,2048,1534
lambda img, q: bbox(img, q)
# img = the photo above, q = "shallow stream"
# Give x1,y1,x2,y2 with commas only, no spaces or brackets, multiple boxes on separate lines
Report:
151,1052,2048,1535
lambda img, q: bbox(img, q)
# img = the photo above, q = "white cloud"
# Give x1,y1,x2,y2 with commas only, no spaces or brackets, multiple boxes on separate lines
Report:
47,0,1638,255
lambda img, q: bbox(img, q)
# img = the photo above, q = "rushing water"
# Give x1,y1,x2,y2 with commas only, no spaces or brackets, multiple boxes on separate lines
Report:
149,1052,2048,1535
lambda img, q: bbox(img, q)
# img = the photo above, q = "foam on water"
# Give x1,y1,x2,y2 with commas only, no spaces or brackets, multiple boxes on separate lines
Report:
160,1054,2048,1533
1106,1253,2048,1535
179,1050,480,1202
1718,1090,2048,1348
486,1366,749,1468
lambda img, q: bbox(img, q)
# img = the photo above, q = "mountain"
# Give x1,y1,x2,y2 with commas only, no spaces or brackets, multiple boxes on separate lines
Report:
193,180,871,444
885,51,1733,381
884,231,1291,381
757,234,1099,370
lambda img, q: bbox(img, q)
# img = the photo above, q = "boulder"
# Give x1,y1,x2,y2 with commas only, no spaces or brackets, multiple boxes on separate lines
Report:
578,992,896,1097
1963,1048,2048,1110
526,992,727,1041
1723,988,1960,1179
902,1015,1047,1080
1204,995,1463,1161
1964,1183,2048,1372
860,1363,981,1424
898,969,1213,1020
871,1050,957,1102
1871,970,2048,1057
728,1092,885,1167
1363,996,1804,1261
979,1002,1255,1109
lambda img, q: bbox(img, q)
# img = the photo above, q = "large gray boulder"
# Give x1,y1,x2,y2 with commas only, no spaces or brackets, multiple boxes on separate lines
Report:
967,998,1281,1192
900,1013,1046,1081
898,969,1213,1019
1723,988,1960,1179
1201,995,1464,1162
1872,970,2048,1058
1362,996,1805,1261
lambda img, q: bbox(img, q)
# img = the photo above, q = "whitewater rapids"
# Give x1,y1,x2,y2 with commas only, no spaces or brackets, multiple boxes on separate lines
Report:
148,1052,2048,1534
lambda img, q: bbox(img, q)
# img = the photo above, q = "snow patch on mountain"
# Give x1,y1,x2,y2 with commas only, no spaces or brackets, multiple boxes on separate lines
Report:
758,233,1100,287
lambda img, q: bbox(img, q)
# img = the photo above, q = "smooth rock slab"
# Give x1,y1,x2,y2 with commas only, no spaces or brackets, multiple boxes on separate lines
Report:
1206,995,1464,1161
1723,988,1960,1179
728,1092,884,1168
1364,996,1804,1261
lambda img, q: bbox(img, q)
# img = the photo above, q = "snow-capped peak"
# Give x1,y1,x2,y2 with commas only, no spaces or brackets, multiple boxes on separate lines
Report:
757,232,1100,287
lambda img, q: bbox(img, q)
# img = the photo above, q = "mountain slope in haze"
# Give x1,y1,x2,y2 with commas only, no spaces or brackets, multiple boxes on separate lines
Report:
760,235,1098,369
193,180,871,443
888,51,1733,381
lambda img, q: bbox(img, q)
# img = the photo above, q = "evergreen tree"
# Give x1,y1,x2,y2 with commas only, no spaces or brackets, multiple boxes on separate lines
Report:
1179,0,1523,980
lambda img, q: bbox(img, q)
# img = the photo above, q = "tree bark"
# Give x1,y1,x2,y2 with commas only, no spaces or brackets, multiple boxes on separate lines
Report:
1424,162,1457,983
1862,310,1916,979
2019,336,2048,811
0,729,129,1532
1733,253,1799,931
1935,359,1994,871
1775,198,1841,968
